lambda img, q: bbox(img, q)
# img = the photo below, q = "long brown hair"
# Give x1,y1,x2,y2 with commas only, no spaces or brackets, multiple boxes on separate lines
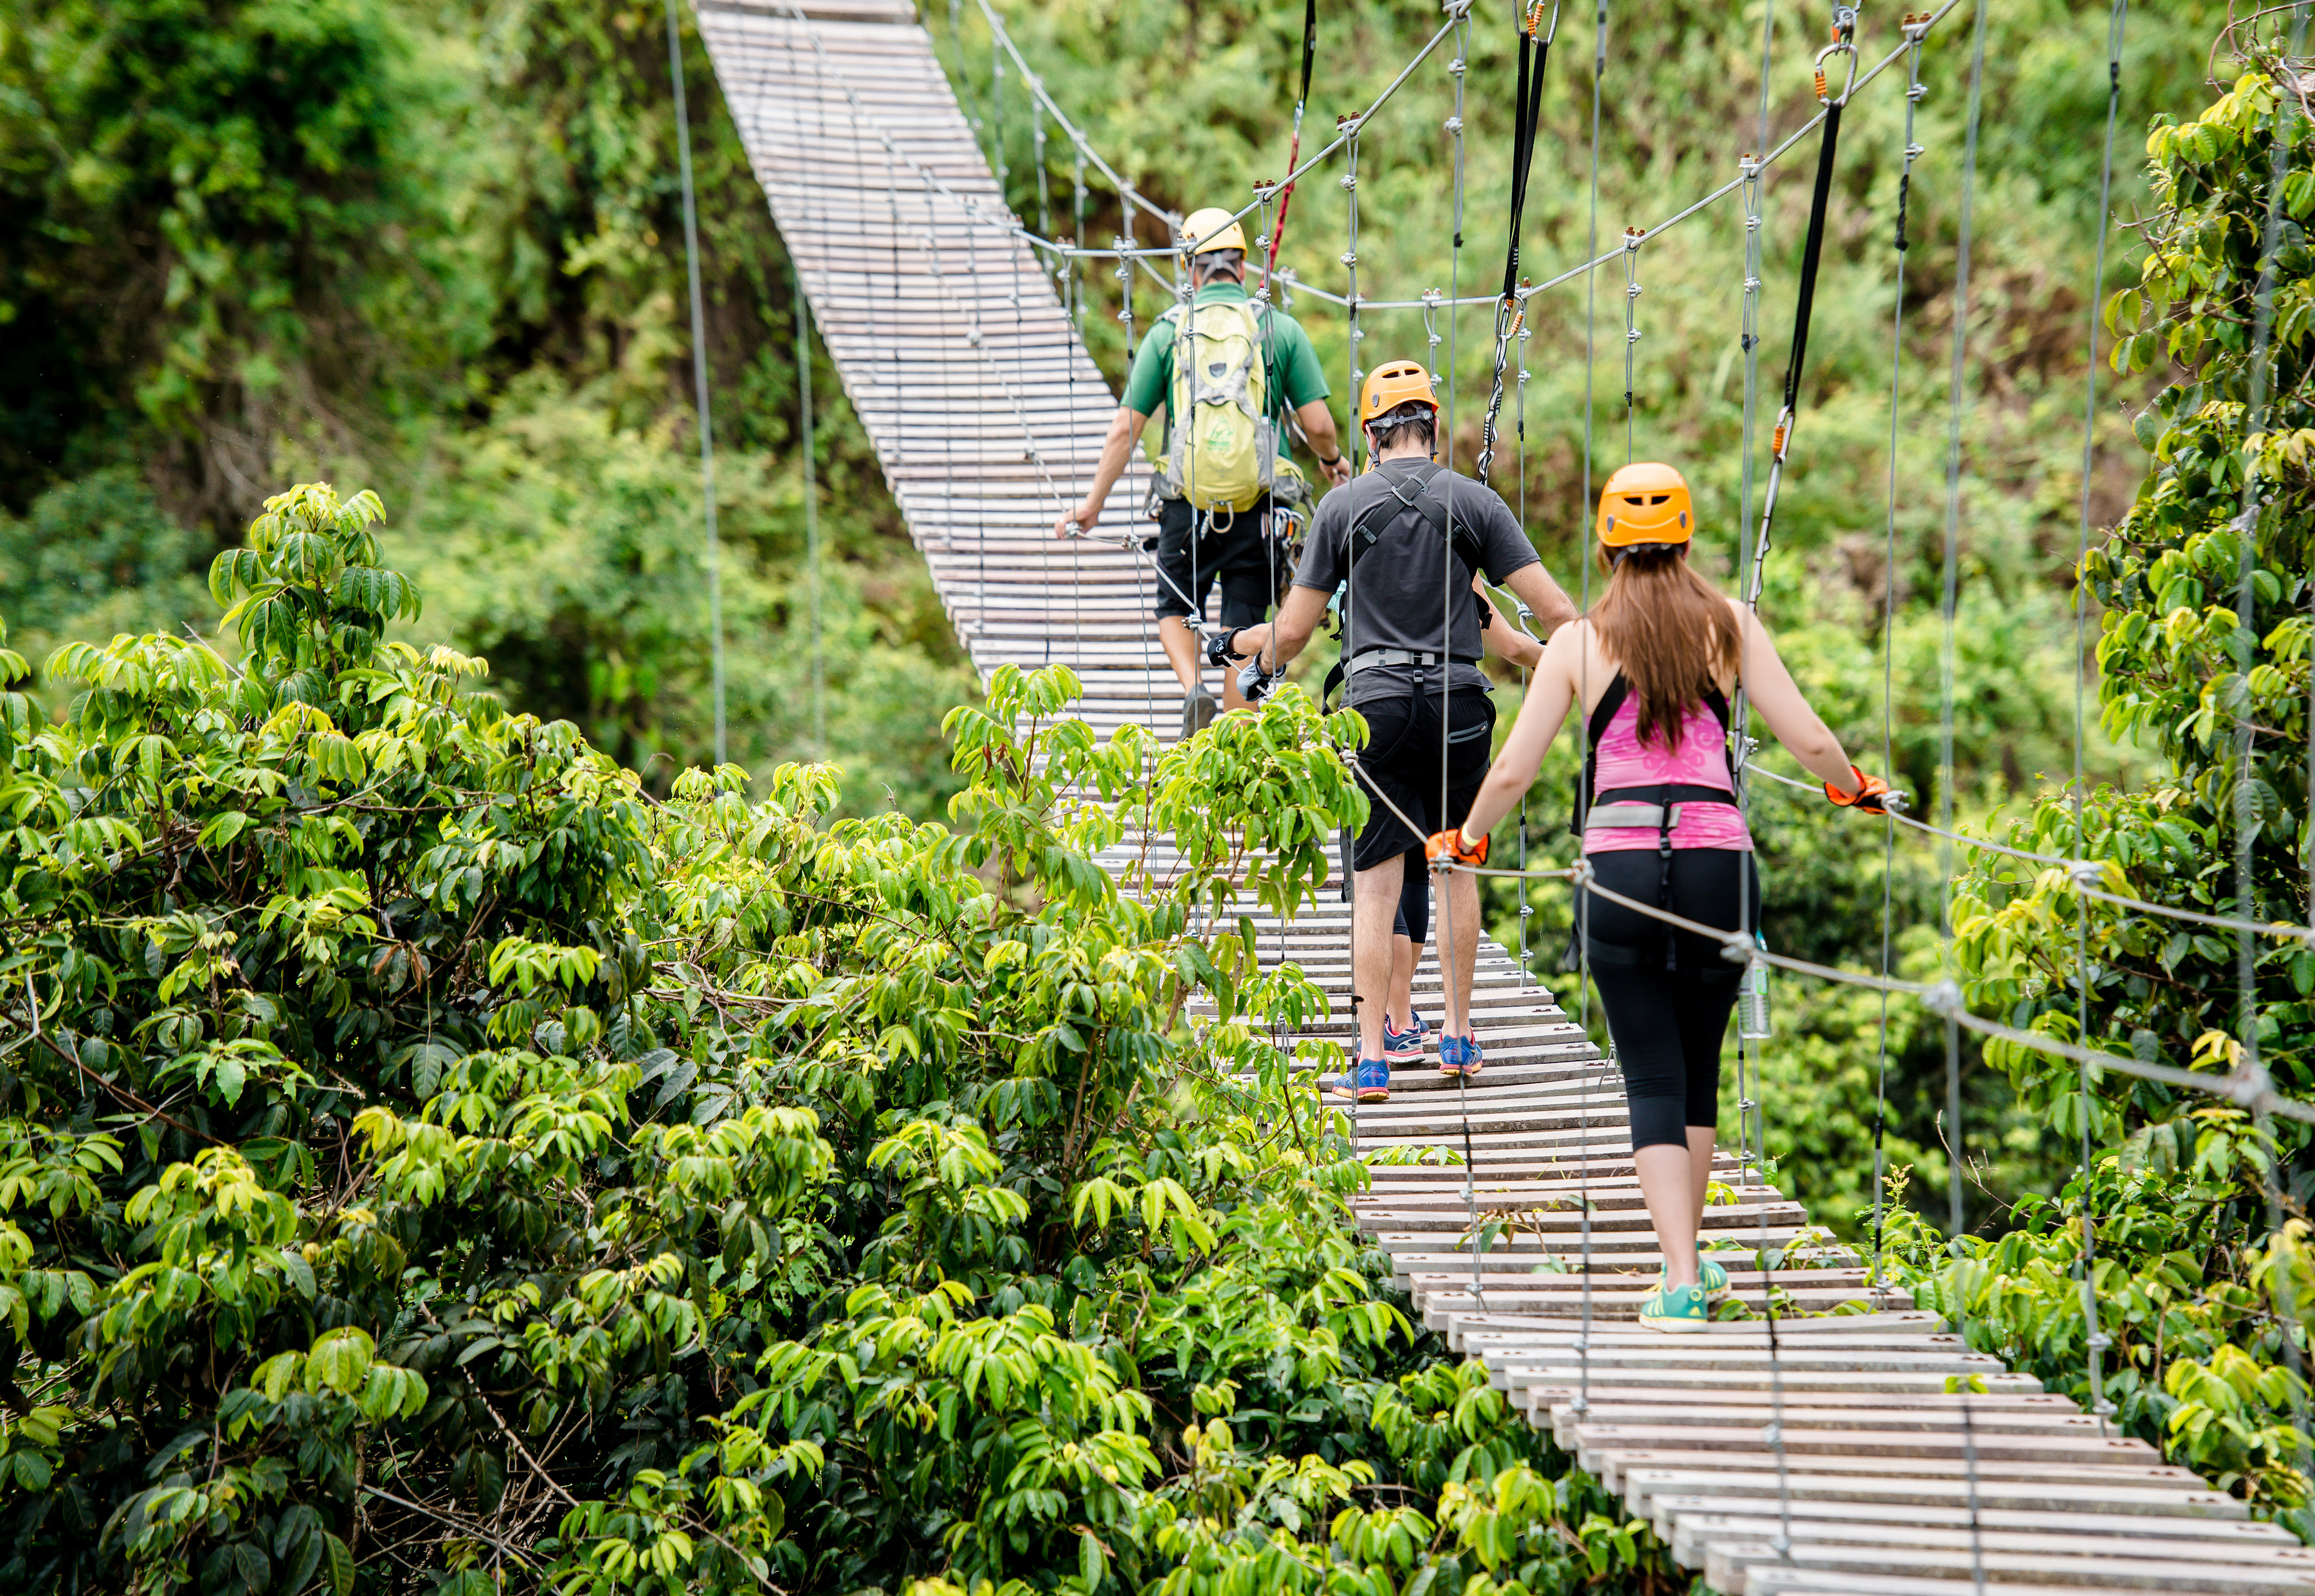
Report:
1587,547,1741,752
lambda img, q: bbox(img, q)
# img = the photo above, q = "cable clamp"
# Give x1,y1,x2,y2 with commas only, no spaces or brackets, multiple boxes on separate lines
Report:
1440,0,1475,17
2065,858,2104,889
1339,249,1359,268
2091,1398,2118,1417
1443,115,1466,135
1447,57,1467,77
2085,1331,2113,1352
1922,980,1964,1016
1761,1422,1784,1447
1338,113,1364,135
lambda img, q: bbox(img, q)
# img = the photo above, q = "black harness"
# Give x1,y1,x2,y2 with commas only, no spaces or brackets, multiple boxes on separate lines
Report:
1570,674,1742,972
1320,466,1488,709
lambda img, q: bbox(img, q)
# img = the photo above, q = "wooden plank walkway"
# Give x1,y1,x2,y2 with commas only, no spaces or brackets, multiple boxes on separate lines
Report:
696,5,2315,1588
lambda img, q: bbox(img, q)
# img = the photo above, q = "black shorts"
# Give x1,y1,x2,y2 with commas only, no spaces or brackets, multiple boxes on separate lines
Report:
1150,493,1279,625
1342,687,1496,874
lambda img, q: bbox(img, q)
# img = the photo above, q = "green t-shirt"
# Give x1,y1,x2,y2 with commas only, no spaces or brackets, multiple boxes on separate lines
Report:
1121,282,1331,455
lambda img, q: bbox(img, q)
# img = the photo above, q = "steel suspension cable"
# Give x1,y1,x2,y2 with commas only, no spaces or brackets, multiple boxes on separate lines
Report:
1434,5,1482,1309
664,0,728,765
1267,0,1321,283
2071,0,2129,1439
1869,14,1930,1301
2236,0,2315,1496
1572,0,1605,1438
1940,5,1993,1590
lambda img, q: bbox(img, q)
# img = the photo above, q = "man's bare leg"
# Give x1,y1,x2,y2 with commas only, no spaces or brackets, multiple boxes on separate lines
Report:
1439,863,1481,1038
1386,934,1419,1031
1351,852,1402,1063
1157,615,1204,695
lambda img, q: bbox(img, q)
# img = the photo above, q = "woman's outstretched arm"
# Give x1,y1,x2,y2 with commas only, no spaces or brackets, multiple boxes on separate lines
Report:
1731,602,1864,792
1458,622,1583,846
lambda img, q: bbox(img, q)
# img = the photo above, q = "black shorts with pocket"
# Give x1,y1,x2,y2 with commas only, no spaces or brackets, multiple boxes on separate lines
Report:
1341,686,1497,874
1149,493,1280,626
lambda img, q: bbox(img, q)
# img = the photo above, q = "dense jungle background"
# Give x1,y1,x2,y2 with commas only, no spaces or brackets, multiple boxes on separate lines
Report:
1,0,2310,1591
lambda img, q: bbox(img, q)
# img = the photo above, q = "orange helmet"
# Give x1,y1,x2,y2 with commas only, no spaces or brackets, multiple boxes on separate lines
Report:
1358,360,1440,424
1595,462,1694,548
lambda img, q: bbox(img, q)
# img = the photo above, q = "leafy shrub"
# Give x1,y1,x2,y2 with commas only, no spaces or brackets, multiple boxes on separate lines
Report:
0,482,1672,1593
1940,56,2314,1536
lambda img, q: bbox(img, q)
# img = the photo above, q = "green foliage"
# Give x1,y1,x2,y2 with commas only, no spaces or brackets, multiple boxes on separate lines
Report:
0,484,1676,1592
1,0,957,808
1942,57,2314,1535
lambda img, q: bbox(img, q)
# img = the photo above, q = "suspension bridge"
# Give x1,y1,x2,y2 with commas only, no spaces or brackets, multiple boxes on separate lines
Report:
694,0,2315,1588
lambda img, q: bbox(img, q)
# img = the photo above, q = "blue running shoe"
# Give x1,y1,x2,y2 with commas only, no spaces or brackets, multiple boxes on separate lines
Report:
1330,1058,1392,1103
1439,1032,1484,1078
1383,1013,1430,1062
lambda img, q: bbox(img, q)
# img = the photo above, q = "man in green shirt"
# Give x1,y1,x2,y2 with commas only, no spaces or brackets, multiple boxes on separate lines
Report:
1055,206,1351,738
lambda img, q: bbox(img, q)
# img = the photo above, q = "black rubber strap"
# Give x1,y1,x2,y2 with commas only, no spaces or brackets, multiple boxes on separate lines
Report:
1500,21,1552,301
1781,100,1844,417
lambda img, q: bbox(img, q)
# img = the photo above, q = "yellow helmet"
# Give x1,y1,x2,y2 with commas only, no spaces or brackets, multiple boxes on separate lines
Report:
1595,462,1694,548
1358,359,1440,424
1178,206,1249,265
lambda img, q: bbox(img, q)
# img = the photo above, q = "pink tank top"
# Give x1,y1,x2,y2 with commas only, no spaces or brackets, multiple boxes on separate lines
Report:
1584,685,1755,855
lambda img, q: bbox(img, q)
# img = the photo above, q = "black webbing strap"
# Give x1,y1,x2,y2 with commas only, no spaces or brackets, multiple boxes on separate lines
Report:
1264,0,1320,281
1502,5,1555,300
1780,101,1844,426
1478,3,1556,486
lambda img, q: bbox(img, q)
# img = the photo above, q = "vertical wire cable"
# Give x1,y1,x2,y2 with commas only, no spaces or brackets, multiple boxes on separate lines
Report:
795,258,824,758
2237,0,2314,1491
1516,313,1534,981
665,0,727,765
1438,6,1482,1310
1871,17,1929,1298
1621,230,1640,464
1730,0,1775,1192
2292,1,2315,1492
2072,0,2129,1438
1939,7,1992,1592
1572,0,1606,1429
1344,119,1364,1143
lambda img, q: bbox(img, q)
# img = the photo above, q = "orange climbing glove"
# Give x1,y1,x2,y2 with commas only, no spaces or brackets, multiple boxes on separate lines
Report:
1826,765,1893,814
1425,827,1490,867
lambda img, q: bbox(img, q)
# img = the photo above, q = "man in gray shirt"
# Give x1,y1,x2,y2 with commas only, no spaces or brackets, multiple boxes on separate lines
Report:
1217,359,1577,1102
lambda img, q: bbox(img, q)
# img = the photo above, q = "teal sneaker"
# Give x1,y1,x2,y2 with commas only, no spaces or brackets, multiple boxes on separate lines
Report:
1696,1249,1732,1302
1638,1281,1710,1334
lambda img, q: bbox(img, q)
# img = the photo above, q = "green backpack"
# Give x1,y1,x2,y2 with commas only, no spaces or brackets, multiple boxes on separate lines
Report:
1148,298,1277,514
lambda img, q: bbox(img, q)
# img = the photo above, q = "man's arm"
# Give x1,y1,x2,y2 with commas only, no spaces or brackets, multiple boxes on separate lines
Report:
1477,579,1543,669
1219,584,1329,673
1504,561,1579,635
1294,400,1352,487
1055,406,1151,537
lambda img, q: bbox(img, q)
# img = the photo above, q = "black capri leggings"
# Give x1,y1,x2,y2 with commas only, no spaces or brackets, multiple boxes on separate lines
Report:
1581,848,1761,1153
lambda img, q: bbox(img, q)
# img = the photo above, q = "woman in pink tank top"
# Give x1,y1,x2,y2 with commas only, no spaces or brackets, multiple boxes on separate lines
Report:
1435,463,1891,1333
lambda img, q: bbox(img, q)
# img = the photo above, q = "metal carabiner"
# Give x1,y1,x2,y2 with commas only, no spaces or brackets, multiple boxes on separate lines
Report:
1813,5,1860,105
1525,0,1561,44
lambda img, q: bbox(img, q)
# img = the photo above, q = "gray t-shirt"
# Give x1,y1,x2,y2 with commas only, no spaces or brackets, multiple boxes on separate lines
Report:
1292,460,1540,705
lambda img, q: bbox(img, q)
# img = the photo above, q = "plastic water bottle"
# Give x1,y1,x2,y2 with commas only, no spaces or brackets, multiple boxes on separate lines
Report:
1738,932,1773,1041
